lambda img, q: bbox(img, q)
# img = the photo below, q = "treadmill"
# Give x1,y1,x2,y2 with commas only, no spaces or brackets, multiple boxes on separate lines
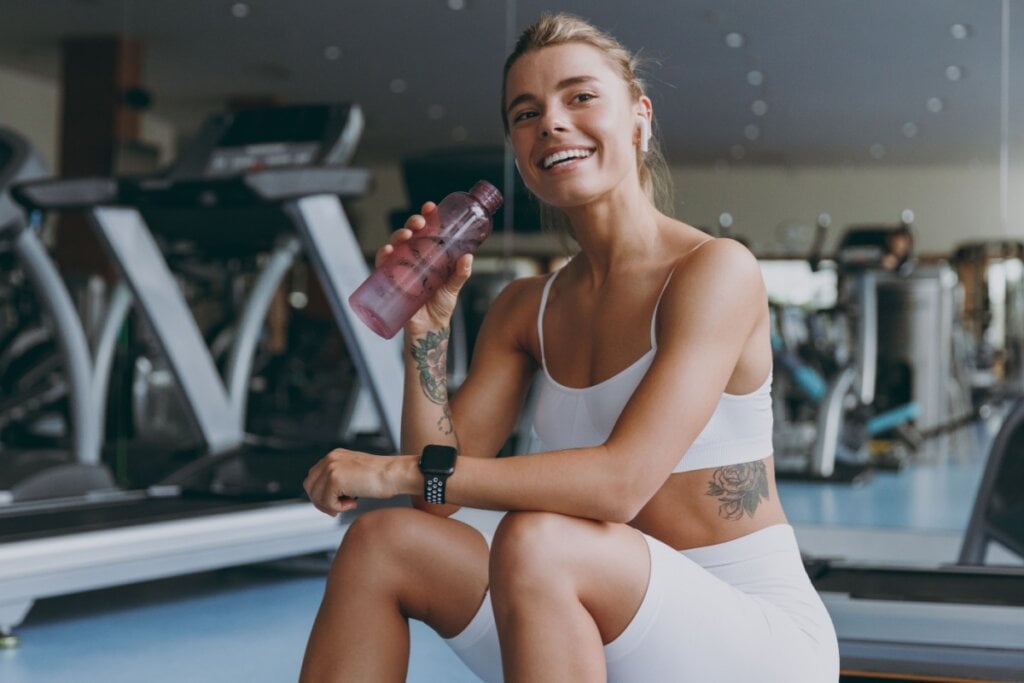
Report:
802,399,1024,680
0,104,405,644
0,128,127,503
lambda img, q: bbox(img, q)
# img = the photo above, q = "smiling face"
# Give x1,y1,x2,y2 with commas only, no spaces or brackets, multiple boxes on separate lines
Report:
504,42,650,211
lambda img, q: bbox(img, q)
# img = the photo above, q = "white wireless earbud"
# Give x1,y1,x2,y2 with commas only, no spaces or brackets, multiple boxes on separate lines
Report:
514,157,521,173
638,116,651,153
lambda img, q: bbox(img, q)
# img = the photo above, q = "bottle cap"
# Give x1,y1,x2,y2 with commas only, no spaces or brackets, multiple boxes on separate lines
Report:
469,180,503,215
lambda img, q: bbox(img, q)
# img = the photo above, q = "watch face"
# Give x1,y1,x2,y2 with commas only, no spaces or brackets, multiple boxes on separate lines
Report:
420,445,457,475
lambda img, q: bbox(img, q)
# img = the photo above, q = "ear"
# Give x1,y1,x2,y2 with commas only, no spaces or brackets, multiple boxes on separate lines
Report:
636,97,653,153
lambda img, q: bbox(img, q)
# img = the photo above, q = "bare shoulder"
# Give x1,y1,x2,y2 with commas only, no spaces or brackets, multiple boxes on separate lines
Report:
670,237,765,298
473,273,549,350
484,273,548,322
657,237,766,337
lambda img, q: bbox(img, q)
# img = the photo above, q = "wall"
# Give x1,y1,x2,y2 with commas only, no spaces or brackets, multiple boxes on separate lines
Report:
358,162,1024,259
4,63,1022,260
0,64,176,174
671,163,1024,257
0,65,60,171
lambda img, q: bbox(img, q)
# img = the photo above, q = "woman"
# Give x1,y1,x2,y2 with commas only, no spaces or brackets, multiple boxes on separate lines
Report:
301,12,839,682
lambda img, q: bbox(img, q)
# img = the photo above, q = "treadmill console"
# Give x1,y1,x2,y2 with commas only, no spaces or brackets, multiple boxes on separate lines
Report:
171,103,364,181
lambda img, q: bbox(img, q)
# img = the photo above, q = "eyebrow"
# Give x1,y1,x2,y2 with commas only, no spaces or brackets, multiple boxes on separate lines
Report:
505,75,599,116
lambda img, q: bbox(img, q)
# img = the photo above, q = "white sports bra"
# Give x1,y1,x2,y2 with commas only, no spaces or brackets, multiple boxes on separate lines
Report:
531,268,774,472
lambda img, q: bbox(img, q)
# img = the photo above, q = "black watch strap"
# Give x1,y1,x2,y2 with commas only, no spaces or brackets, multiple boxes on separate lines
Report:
424,473,448,505
419,444,457,505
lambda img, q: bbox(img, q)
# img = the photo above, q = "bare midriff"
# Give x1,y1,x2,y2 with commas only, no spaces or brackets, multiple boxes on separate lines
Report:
629,455,788,551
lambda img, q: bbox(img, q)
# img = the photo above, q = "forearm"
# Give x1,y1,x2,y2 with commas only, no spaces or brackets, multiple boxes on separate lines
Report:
391,445,637,523
400,325,461,515
400,325,459,453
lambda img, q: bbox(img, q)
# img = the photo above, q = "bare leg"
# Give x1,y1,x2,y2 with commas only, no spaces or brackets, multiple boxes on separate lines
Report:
489,512,651,683
300,507,490,682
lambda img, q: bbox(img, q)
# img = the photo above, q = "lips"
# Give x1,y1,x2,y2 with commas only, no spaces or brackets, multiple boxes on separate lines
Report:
540,148,594,170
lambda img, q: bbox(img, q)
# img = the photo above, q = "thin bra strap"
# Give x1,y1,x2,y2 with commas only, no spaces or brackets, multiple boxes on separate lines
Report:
536,269,563,372
650,268,677,347
650,239,713,347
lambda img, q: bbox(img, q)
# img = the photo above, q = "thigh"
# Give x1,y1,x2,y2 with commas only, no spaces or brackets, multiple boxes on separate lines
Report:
604,534,837,683
448,512,651,683
490,511,652,645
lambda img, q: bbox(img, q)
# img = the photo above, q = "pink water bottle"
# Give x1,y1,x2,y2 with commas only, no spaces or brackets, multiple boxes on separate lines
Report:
348,180,503,339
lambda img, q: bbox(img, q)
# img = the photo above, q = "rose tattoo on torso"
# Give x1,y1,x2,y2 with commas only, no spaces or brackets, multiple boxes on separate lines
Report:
705,461,770,520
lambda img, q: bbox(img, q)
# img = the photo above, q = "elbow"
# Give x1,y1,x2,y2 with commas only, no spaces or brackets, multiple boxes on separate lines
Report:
602,499,642,525
610,488,649,524
599,471,651,524
593,440,672,522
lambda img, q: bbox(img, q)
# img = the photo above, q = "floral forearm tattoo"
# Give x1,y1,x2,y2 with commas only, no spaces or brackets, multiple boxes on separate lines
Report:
410,327,453,434
705,461,769,520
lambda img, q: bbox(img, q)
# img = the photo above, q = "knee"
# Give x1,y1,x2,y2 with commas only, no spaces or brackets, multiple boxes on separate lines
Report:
489,511,574,596
331,507,423,579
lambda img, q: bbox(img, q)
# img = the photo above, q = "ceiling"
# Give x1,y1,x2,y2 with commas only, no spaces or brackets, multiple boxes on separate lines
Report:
0,0,1020,167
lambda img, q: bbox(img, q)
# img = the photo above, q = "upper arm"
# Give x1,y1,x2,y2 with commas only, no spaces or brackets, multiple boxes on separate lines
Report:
606,240,768,496
449,277,541,459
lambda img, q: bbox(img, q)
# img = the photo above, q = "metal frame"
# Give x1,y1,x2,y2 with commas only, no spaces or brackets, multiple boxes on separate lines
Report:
1,128,127,486
960,397,1024,565
0,500,349,635
0,192,406,637
285,195,403,446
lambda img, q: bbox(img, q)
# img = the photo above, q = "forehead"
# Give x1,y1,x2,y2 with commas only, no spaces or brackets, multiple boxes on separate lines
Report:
505,42,626,101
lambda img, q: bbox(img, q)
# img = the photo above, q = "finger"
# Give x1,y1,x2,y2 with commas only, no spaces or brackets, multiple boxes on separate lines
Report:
306,476,331,514
308,469,337,513
308,489,337,517
391,227,414,245
303,460,325,498
420,201,437,216
402,212,426,232
336,497,359,513
374,243,394,268
441,253,474,296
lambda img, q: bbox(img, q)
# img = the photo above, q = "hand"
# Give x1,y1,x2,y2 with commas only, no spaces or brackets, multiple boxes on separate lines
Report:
377,202,474,333
303,448,405,517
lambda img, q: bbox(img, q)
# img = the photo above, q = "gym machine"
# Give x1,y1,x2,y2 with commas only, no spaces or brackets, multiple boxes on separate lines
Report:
0,128,127,503
774,220,923,481
952,240,1024,401
0,103,405,645
803,395,1024,681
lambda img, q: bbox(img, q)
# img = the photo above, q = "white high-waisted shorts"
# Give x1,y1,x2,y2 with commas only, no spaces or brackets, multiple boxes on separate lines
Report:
444,523,839,682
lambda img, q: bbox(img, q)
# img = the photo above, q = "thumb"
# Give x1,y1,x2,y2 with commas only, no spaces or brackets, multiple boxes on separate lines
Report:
441,253,474,296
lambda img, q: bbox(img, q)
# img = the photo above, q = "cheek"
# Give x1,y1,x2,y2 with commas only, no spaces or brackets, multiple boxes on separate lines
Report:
508,131,531,164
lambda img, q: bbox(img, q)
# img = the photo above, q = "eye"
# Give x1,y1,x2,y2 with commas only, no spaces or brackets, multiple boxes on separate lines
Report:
511,109,537,124
572,92,596,104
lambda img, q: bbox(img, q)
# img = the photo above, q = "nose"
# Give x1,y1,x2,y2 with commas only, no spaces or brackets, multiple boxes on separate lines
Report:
538,109,569,138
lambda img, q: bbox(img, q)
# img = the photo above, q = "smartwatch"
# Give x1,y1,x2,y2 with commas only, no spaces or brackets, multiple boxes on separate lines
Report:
419,444,458,504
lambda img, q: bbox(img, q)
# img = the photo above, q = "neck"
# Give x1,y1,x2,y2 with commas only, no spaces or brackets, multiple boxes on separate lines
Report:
563,180,663,283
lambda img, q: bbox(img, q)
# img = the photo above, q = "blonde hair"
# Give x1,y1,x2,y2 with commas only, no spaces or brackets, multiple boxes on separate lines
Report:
502,13,674,247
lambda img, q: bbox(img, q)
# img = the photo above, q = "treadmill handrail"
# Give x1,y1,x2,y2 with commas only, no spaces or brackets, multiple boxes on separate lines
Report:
244,166,371,201
12,167,371,213
11,176,121,211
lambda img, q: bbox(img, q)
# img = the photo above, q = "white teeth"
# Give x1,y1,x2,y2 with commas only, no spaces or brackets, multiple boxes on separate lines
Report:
542,149,592,169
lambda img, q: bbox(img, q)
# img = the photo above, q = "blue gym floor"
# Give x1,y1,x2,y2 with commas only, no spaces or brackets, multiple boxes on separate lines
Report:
0,422,999,683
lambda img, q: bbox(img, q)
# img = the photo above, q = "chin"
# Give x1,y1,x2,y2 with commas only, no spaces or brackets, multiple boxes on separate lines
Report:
529,175,595,206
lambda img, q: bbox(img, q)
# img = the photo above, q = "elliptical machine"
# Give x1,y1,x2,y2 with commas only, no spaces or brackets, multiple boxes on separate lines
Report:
774,217,921,481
